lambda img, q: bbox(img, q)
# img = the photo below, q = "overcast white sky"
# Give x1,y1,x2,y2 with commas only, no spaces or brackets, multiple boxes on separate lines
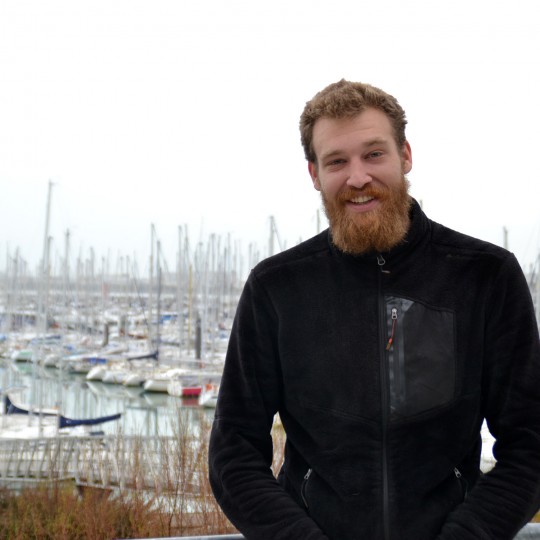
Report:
1,0,540,278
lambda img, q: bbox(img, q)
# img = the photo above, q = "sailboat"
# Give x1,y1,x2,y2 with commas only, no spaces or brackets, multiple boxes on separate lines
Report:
1,390,121,439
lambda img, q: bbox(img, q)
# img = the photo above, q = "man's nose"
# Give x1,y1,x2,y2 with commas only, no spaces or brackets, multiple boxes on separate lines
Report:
346,159,372,189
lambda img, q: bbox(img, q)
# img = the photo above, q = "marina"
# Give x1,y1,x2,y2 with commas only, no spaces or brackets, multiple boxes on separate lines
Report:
0,185,537,502
0,324,225,493
0,213,247,496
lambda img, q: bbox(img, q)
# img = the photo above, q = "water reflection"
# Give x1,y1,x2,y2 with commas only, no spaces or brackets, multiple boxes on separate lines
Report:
1,361,215,438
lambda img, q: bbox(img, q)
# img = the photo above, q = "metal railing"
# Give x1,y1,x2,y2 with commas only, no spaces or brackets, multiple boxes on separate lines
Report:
518,524,540,539
124,523,540,539
123,537,244,540
124,537,244,540
0,435,185,490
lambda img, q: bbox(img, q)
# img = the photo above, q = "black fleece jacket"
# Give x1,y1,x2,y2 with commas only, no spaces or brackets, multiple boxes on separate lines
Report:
209,200,540,539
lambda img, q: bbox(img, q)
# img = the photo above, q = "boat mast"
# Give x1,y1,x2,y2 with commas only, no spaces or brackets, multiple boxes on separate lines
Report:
35,180,53,437
156,239,162,360
148,224,155,355
38,180,53,334
269,215,284,257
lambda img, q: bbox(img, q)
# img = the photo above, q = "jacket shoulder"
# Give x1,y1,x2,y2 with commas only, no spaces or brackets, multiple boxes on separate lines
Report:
251,230,330,279
429,219,514,265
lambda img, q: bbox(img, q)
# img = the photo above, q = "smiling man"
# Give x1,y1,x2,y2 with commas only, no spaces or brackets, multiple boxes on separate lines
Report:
308,108,412,255
209,79,540,539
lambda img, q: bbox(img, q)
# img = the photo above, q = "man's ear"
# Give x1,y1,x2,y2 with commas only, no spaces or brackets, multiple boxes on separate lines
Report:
401,141,412,174
308,161,321,191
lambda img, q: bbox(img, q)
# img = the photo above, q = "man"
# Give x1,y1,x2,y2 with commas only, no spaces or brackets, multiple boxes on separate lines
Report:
209,79,540,539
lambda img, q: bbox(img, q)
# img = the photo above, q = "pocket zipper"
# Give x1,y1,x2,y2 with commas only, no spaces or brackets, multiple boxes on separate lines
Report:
301,468,313,508
454,467,469,499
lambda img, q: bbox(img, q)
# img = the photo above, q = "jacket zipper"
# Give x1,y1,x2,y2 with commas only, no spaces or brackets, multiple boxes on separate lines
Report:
301,468,312,508
454,467,468,499
377,254,391,540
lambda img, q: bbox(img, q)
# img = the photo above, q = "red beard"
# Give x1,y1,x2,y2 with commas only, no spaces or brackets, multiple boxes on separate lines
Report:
322,178,412,255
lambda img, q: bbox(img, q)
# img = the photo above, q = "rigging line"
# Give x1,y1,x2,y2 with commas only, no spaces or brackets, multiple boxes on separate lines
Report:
521,219,540,272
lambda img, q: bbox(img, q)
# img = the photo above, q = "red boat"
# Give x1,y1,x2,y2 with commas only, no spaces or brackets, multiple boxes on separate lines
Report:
181,384,202,398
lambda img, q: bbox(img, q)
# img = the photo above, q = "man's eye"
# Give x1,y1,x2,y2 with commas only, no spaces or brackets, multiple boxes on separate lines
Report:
327,159,345,166
368,151,383,158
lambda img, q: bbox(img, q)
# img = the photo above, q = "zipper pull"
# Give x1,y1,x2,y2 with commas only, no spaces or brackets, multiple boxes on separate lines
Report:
454,468,462,479
377,254,390,273
386,308,398,351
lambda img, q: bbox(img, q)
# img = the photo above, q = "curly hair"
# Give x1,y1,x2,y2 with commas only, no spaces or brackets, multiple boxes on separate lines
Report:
299,79,408,163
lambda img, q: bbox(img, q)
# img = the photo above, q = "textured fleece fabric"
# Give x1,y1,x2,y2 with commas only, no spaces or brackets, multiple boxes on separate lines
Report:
209,200,540,540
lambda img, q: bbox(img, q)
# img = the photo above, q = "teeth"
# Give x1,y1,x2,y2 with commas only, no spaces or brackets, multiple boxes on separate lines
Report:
351,195,374,204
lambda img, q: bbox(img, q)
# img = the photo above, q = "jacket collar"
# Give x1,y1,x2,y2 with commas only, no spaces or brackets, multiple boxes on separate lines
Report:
326,198,430,262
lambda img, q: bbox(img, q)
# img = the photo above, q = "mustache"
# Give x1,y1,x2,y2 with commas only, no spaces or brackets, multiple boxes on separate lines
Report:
335,184,390,204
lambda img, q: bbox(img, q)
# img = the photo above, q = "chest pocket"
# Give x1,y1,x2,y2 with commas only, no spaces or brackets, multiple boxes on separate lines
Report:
386,296,456,420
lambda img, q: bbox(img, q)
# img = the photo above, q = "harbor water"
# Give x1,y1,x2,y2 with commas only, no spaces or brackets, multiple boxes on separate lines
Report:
0,359,216,439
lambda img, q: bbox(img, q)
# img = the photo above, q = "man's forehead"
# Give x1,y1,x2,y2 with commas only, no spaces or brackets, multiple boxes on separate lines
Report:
314,115,393,148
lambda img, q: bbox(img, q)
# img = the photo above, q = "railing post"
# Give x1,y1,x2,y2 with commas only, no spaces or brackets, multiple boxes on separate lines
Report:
516,523,540,538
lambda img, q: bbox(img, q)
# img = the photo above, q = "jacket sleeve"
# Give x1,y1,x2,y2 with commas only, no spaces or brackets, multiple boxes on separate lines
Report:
208,271,329,540
437,254,540,539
